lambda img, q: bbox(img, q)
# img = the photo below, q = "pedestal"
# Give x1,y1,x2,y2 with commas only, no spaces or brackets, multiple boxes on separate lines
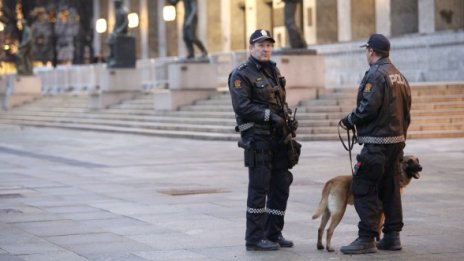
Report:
272,49,326,106
107,36,136,69
0,74,41,110
168,61,217,89
90,68,142,110
154,61,218,111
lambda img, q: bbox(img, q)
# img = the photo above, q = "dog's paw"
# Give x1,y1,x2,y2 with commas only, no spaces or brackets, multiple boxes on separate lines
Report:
317,243,324,250
327,246,335,252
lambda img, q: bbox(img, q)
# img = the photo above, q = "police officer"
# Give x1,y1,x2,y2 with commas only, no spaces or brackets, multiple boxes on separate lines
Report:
228,29,299,251
340,34,412,254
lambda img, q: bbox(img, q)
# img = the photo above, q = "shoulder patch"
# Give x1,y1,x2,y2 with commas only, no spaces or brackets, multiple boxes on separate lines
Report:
364,83,373,92
234,79,241,88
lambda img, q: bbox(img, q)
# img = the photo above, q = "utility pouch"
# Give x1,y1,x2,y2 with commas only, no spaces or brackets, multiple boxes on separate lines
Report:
287,139,302,169
351,178,372,197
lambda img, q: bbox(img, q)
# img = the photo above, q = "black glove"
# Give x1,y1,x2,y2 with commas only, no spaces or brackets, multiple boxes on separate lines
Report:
290,119,299,132
271,113,285,128
341,115,354,129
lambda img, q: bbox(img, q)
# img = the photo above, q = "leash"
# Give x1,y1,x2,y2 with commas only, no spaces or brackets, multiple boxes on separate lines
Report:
338,120,358,175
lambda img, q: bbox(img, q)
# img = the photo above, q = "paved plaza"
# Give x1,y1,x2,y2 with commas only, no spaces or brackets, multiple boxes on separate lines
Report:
0,125,463,261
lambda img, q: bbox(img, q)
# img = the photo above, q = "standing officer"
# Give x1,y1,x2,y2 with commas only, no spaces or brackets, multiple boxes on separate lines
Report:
340,34,411,254
228,29,299,251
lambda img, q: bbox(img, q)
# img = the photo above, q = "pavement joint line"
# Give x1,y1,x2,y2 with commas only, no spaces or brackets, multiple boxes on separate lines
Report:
0,145,108,168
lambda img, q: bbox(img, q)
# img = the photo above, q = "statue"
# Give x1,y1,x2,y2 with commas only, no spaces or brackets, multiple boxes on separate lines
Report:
168,0,208,60
284,0,307,49
16,19,33,75
106,0,132,67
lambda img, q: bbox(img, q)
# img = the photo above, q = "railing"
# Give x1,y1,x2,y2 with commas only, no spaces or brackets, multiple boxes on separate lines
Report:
32,51,248,95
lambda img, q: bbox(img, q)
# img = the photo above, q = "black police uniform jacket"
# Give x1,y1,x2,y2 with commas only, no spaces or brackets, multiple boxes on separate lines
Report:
228,56,288,136
347,57,411,144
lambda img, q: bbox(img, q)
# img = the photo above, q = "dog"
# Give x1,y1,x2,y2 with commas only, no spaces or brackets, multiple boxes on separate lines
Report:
312,155,422,252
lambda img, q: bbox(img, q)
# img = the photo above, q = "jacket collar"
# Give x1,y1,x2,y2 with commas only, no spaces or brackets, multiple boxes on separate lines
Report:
371,57,391,67
248,56,276,71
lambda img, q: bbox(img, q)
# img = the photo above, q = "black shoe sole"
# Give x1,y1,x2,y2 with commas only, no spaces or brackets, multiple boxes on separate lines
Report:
340,247,377,255
246,246,279,251
377,245,402,251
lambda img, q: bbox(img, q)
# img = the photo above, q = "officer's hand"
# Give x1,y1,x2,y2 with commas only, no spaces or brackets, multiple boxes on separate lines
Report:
290,119,299,131
341,115,354,130
271,113,285,129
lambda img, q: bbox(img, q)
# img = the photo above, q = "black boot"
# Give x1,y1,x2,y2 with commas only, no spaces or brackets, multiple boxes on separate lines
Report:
377,231,402,250
246,239,280,251
273,235,294,248
340,237,377,254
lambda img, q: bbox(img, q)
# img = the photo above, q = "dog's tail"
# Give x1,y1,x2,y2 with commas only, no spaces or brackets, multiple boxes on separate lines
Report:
312,181,331,220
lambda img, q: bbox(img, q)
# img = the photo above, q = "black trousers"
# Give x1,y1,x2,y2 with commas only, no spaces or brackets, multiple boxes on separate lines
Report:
351,143,404,238
245,137,293,243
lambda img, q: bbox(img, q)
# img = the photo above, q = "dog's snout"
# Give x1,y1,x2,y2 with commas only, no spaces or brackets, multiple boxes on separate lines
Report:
417,164,423,171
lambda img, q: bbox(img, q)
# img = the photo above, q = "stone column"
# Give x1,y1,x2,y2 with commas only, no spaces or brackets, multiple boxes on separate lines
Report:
418,0,435,34
337,0,351,41
375,0,391,36
174,1,186,58
245,0,272,39
139,0,149,59
93,0,101,57
157,0,167,57
302,0,317,44
221,0,231,51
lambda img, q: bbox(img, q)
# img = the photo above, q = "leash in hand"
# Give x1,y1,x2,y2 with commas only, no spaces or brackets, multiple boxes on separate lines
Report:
338,120,357,176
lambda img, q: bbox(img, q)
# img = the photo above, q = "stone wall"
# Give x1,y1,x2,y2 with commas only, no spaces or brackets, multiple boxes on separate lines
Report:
311,31,464,88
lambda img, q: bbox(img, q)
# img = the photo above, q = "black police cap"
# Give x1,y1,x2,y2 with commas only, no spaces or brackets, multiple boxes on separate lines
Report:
249,29,275,44
360,33,390,54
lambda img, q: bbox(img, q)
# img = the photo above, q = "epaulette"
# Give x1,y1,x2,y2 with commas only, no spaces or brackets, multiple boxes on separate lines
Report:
238,63,248,71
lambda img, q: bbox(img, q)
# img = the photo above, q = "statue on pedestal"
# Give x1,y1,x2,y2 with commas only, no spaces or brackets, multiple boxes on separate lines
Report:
168,0,208,60
16,19,33,75
107,0,135,68
284,0,307,49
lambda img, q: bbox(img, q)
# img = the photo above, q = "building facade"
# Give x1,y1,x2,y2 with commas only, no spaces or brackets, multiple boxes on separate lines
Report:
92,0,463,59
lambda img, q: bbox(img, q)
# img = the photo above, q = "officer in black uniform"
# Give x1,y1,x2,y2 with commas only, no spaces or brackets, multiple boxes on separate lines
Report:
228,29,299,251
340,34,412,254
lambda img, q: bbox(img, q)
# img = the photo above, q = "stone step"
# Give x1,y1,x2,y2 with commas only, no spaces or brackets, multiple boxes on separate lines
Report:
7,105,464,122
412,102,464,110
0,115,236,133
0,118,240,141
2,83,463,141
0,110,237,125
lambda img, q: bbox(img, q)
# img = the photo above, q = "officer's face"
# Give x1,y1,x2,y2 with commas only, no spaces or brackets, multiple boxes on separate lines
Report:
249,41,273,62
366,47,374,65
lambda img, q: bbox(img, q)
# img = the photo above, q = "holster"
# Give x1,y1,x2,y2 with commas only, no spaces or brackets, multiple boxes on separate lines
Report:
287,139,302,169
238,138,271,168
238,138,255,167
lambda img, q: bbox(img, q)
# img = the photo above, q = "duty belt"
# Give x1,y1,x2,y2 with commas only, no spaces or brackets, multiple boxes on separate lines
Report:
235,122,254,132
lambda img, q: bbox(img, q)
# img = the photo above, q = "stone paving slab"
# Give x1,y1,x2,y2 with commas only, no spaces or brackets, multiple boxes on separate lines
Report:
0,125,463,260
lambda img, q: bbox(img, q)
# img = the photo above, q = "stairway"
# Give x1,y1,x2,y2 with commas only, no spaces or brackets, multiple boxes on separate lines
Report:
0,83,463,141
296,83,464,140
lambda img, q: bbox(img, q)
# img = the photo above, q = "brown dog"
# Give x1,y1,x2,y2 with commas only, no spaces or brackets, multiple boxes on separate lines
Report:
312,155,422,252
